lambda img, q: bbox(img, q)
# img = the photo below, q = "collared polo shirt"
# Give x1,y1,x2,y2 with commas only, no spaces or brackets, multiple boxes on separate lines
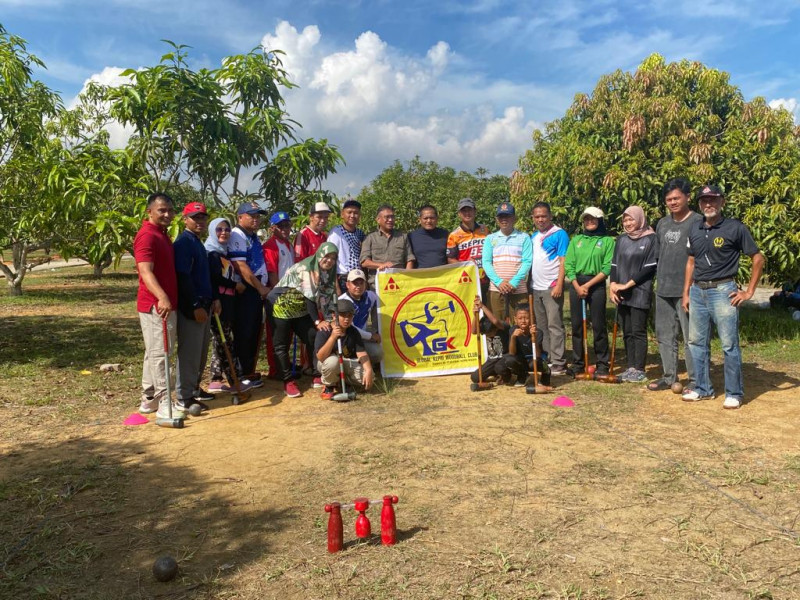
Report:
263,235,295,280
174,229,213,312
687,217,759,281
134,219,178,313
530,225,569,290
229,226,267,285
360,229,414,286
482,229,533,293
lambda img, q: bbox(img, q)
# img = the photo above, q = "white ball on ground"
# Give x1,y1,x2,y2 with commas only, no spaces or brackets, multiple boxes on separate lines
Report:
792,311,800,321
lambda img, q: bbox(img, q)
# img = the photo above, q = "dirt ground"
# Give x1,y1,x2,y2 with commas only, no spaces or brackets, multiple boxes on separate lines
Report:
2,359,800,599
1,269,798,598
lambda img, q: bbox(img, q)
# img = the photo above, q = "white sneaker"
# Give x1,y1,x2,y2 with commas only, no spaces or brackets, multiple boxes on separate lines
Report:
723,396,742,410
139,397,158,414
156,402,185,420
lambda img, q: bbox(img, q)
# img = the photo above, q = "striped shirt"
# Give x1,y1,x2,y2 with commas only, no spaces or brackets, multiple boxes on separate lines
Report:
482,229,533,293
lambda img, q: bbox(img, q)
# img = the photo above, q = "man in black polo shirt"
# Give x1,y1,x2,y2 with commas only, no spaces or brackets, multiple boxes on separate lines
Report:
681,184,764,409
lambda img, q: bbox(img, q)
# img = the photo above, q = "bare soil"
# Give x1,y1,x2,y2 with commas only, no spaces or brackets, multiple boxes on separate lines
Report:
1,270,798,599
2,365,799,599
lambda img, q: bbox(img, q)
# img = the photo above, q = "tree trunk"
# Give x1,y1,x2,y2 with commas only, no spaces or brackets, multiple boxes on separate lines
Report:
92,254,112,279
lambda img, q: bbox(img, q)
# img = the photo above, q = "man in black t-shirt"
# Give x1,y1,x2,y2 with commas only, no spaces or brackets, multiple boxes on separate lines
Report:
409,205,449,268
681,184,764,409
315,298,375,400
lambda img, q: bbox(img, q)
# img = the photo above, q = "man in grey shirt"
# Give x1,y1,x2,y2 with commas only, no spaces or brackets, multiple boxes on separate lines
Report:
648,178,702,392
360,204,415,289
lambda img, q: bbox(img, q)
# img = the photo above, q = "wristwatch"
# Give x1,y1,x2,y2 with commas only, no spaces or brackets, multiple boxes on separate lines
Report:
314,319,321,326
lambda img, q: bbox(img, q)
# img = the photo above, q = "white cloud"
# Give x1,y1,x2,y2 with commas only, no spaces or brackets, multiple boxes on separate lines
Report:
70,67,135,148
258,21,543,193
769,98,799,122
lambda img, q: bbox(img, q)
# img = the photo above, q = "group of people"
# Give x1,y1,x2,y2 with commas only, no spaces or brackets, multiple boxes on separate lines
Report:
467,179,763,410
134,177,763,418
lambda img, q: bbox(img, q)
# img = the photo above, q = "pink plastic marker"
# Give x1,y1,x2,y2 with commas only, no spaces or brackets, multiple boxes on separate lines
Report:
123,413,150,425
551,396,575,408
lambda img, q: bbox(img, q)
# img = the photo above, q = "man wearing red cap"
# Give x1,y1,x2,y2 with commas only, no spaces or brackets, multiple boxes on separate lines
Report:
174,201,220,413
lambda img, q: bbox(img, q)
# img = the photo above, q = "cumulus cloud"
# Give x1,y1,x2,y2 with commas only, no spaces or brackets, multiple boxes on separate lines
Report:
70,66,135,148
260,21,540,193
769,97,799,122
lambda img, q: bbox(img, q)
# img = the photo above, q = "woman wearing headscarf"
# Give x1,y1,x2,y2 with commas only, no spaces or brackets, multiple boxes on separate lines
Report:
267,241,338,398
610,205,659,383
205,218,253,394
564,207,615,377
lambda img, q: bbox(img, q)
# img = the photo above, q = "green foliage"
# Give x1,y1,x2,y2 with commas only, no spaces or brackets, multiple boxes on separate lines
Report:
0,25,63,293
356,157,509,232
102,42,344,214
514,54,800,283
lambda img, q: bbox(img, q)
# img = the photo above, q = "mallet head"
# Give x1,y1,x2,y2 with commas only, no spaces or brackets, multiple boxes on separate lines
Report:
332,392,356,402
155,417,184,429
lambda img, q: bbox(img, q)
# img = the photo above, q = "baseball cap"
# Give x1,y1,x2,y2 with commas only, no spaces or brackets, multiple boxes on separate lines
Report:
236,201,267,215
182,202,207,217
312,202,332,214
580,207,604,220
347,268,366,282
496,201,515,216
269,211,291,226
342,199,362,210
336,298,356,314
458,197,476,211
695,184,723,200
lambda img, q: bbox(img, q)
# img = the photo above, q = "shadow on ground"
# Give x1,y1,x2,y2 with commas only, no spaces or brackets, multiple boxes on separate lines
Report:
0,315,141,368
0,435,291,599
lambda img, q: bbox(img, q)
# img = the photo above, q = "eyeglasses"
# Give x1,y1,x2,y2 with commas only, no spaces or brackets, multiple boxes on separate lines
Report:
216,227,231,233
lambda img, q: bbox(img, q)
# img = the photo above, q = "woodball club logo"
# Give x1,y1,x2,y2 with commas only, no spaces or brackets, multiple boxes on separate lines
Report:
383,270,476,368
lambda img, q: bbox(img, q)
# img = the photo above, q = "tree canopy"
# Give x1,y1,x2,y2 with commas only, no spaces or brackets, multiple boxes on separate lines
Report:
356,157,509,232
512,53,800,284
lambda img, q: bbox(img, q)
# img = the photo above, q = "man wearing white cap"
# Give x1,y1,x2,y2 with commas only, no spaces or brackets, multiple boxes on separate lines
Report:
295,201,331,261
338,268,383,364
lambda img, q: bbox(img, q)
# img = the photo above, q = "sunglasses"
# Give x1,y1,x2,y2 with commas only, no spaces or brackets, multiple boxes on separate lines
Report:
216,227,231,233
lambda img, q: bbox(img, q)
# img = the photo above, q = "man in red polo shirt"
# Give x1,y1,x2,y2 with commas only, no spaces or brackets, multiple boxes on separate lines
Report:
134,192,183,419
294,201,331,261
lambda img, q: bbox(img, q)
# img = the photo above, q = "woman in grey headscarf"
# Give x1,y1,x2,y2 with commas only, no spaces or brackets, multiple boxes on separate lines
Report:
610,205,659,383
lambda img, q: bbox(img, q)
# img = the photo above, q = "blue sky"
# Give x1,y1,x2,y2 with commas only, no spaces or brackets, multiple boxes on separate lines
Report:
3,0,799,195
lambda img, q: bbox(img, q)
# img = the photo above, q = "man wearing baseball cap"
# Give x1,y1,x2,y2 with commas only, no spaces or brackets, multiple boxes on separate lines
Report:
681,184,764,409
229,201,270,382
261,211,296,379
295,201,332,261
482,201,532,317
174,201,220,412
338,268,383,364
447,197,491,298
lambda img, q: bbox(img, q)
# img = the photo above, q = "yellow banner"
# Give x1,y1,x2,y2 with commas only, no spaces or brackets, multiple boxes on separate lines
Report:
377,262,483,378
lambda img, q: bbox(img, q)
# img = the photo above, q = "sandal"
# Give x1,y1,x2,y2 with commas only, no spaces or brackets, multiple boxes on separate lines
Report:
647,379,671,392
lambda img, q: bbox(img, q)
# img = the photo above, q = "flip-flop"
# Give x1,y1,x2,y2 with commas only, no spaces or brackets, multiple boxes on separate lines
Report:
647,379,671,391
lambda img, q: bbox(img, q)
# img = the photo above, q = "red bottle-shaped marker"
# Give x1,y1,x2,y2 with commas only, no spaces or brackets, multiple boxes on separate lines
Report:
324,502,343,553
354,497,371,539
380,495,399,545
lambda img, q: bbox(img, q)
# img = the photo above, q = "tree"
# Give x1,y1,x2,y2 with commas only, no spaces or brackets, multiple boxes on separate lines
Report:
356,156,509,232
512,53,800,284
103,43,344,214
0,25,63,295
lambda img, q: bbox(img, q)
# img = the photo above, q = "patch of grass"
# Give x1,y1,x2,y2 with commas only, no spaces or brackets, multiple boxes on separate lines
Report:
709,462,771,487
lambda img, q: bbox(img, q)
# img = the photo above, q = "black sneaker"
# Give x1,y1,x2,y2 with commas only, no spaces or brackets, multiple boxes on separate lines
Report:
185,399,209,412
194,389,215,402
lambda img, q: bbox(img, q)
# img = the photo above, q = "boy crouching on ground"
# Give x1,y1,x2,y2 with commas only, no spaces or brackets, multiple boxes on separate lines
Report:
471,296,510,384
315,298,375,400
496,304,551,387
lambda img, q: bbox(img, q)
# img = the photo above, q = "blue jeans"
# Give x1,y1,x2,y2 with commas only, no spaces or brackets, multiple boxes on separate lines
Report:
687,281,743,399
